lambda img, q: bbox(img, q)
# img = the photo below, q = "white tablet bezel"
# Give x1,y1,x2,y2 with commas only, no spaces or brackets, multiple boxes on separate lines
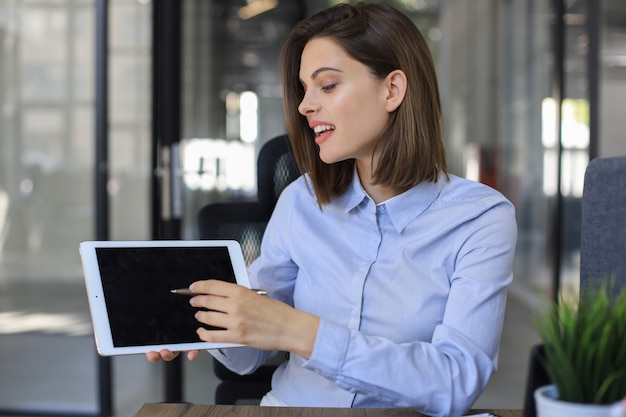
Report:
80,240,250,356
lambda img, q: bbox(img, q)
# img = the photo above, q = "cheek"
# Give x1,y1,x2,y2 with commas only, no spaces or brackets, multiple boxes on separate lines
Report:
342,89,389,136
333,88,372,125
332,89,356,114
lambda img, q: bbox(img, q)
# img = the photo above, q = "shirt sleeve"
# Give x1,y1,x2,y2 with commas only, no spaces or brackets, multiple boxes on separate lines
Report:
208,346,274,376
303,201,517,417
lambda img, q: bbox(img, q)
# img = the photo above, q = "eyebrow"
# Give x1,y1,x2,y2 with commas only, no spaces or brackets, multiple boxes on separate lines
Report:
309,66,343,80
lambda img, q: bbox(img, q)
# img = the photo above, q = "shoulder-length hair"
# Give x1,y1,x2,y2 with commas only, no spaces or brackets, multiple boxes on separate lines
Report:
280,2,447,205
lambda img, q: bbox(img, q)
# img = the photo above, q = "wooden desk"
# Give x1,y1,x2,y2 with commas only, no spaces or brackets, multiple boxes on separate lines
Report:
134,403,523,417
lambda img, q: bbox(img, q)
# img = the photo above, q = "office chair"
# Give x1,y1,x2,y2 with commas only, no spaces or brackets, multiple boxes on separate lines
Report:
256,133,300,218
522,156,626,417
579,156,626,295
197,134,299,405
197,134,299,265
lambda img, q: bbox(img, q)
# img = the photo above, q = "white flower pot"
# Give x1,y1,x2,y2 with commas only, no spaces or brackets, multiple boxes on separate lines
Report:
534,384,614,417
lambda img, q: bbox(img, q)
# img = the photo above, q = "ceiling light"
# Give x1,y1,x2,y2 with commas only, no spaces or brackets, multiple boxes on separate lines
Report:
238,0,278,20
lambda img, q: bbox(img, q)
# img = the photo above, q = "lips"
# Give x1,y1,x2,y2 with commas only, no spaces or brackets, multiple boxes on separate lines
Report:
313,124,335,136
312,124,335,145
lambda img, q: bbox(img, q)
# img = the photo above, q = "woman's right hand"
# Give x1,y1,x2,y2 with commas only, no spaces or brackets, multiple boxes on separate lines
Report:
146,349,200,363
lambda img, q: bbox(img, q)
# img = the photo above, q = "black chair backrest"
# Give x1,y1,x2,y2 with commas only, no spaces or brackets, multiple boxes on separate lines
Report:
197,201,267,266
197,134,299,266
257,134,299,218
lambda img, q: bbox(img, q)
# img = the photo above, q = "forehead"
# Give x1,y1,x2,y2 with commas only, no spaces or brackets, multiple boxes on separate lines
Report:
299,37,355,78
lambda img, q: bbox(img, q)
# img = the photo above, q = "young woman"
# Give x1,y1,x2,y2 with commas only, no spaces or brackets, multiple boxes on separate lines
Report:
148,4,517,416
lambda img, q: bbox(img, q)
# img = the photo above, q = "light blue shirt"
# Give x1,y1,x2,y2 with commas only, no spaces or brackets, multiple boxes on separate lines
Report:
211,171,517,417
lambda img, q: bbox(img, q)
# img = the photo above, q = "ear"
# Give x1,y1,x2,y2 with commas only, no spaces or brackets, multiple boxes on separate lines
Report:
384,69,407,113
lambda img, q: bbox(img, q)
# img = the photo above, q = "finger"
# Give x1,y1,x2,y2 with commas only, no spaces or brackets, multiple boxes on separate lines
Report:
195,309,230,330
159,349,180,361
187,350,201,361
190,279,237,297
190,294,233,313
146,351,161,363
196,326,234,344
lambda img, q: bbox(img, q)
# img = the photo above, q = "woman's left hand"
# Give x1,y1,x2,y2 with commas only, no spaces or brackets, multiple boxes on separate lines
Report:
188,279,319,359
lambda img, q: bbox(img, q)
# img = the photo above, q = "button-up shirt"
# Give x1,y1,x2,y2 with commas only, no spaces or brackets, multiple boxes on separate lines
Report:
211,171,517,417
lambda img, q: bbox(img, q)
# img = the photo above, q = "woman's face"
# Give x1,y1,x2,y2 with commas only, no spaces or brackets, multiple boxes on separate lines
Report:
298,37,391,166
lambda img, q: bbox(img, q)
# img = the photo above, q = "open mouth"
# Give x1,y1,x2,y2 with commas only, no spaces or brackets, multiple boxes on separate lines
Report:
313,124,335,137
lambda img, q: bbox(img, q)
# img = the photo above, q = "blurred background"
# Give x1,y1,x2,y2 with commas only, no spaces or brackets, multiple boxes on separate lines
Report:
0,0,624,416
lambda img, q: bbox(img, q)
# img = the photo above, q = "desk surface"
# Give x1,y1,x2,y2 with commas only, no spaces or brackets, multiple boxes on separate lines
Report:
134,403,523,417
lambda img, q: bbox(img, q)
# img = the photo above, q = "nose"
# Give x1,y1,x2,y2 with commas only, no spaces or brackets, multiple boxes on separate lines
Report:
298,91,320,116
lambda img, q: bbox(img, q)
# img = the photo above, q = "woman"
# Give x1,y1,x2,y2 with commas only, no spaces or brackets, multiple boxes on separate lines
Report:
148,4,517,416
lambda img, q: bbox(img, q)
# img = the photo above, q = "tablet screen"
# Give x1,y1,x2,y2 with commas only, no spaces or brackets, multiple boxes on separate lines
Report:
96,246,235,348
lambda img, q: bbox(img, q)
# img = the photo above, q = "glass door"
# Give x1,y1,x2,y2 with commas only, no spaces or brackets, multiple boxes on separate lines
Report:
0,0,154,415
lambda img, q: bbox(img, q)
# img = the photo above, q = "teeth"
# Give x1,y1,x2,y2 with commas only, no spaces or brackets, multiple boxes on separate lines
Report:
313,124,335,135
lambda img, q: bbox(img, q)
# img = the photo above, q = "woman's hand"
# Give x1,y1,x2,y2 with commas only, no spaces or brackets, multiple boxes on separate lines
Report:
189,279,320,359
145,349,200,363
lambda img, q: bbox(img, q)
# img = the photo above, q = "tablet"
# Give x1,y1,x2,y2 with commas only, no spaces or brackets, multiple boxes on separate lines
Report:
80,240,251,356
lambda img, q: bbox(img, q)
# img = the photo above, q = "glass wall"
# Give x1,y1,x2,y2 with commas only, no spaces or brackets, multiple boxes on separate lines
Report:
0,0,95,284
0,0,152,414
0,0,150,285
108,0,152,241
599,0,626,158
178,0,307,239
438,0,557,301
436,0,626,302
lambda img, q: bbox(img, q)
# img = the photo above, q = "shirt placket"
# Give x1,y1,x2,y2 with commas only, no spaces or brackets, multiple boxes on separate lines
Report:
347,200,382,330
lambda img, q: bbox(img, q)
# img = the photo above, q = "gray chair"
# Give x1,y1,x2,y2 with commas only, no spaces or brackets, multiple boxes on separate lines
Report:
579,156,626,295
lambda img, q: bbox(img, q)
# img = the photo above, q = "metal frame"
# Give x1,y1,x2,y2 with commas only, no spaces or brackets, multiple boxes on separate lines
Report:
550,0,566,302
152,0,184,403
587,0,600,161
95,0,113,414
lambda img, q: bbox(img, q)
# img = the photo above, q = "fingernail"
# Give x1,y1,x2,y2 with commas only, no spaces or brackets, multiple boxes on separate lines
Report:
189,297,196,307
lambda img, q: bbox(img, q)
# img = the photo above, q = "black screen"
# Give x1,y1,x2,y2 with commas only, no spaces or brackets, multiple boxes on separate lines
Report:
96,246,236,347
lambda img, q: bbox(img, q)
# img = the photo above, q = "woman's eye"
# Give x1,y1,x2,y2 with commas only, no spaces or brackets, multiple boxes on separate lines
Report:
321,83,337,92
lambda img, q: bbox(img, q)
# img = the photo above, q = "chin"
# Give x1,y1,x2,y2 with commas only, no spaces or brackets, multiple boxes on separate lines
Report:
318,145,352,165
318,152,343,165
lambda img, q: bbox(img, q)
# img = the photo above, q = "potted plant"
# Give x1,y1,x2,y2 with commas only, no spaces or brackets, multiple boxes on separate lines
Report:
533,280,626,417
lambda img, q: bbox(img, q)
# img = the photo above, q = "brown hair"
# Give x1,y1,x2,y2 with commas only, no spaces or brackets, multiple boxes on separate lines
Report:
280,2,447,205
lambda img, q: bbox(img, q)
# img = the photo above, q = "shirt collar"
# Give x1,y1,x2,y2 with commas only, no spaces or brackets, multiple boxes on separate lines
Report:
342,170,446,233
383,178,445,232
343,170,370,212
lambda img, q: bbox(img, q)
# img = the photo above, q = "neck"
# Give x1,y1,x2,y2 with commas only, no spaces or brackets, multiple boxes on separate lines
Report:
356,161,402,204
